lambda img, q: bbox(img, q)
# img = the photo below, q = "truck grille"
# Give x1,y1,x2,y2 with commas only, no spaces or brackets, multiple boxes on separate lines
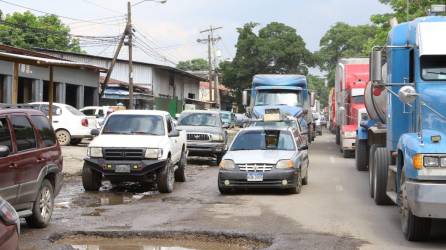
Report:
238,164,274,172
104,148,144,160
187,133,210,141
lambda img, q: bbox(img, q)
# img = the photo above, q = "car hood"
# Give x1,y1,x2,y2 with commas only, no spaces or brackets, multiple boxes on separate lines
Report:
89,134,165,148
225,150,295,165
177,125,221,134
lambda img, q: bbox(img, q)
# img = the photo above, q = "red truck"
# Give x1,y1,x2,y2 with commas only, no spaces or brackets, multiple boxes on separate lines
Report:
328,88,336,133
334,58,369,158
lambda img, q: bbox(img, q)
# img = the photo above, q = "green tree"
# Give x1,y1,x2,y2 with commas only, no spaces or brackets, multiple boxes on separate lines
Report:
0,11,81,52
307,75,329,108
176,58,209,71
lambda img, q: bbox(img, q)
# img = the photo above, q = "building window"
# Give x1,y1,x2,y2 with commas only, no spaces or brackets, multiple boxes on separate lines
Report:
188,93,196,99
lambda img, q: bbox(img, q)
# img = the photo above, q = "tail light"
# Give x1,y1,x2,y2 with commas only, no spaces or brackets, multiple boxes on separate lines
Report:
81,118,88,127
0,199,20,233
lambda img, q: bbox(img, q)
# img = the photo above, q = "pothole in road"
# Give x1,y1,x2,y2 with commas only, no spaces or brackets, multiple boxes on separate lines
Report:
54,232,271,250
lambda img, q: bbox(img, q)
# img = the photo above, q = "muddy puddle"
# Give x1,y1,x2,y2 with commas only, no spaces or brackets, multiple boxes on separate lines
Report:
57,234,269,250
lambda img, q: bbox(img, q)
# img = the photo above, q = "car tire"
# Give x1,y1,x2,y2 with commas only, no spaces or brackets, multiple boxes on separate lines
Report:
400,173,431,241
56,129,71,146
175,150,187,182
157,159,174,193
288,173,302,194
70,139,82,145
368,145,377,198
302,170,309,185
355,139,368,171
335,126,340,145
373,147,393,205
82,163,102,191
343,150,352,158
25,179,54,228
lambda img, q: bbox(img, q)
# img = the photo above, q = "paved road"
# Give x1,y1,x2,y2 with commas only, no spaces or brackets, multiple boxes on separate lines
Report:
19,131,446,249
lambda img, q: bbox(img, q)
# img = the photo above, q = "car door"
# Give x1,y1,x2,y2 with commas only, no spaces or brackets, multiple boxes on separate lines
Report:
10,114,44,205
40,104,62,131
166,116,180,163
0,116,18,205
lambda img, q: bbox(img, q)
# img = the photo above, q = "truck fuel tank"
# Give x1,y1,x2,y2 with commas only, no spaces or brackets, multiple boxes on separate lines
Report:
364,81,387,124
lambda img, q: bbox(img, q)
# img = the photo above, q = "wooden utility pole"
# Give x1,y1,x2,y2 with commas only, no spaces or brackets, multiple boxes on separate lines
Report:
206,34,213,102
101,33,126,96
127,1,134,110
11,62,18,104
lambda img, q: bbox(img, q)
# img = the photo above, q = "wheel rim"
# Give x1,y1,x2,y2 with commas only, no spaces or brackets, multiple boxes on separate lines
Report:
57,131,68,144
400,182,409,233
39,186,52,221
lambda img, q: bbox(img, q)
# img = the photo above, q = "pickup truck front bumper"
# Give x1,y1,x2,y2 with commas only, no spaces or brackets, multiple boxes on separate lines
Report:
406,180,446,219
84,158,167,182
187,141,226,157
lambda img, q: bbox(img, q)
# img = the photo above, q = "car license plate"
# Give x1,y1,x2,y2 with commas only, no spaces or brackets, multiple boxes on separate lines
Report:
115,165,131,173
247,172,263,182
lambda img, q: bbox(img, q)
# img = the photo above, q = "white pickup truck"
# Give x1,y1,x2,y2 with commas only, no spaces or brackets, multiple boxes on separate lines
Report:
82,110,187,193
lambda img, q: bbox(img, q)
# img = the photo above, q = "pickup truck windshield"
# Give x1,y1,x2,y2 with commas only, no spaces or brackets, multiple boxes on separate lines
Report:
231,130,295,151
179,113,219,127
421,55,446,81
255,90,303,106
102,115,165,135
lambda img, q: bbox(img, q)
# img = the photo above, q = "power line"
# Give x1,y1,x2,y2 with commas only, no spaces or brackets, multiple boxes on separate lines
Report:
81,0,123,15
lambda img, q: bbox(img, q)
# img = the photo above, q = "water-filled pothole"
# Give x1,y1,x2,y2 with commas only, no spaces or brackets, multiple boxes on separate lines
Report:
54,232,270,250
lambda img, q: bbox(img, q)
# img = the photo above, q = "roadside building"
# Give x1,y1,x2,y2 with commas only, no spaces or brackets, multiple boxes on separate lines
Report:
36,48,206,116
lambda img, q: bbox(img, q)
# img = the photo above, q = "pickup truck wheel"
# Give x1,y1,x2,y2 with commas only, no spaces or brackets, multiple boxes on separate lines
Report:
56,129,71,146
25,179,54,228
373,147,393,205
175,150,186,182
368,145,377,198
82,163,102,191
400,175,431,241
157,159,174,193
355,139,368,171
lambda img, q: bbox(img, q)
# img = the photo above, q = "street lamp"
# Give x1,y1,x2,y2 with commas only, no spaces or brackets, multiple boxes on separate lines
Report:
132,0,167,7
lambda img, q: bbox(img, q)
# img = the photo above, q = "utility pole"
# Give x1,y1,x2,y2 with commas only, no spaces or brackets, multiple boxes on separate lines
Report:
198,26,222,108
127,1,134,109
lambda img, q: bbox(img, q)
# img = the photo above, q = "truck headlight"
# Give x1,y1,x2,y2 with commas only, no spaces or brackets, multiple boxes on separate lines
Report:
88,147,103,158
344,131,356,138
145,148,163,159
211,133,224,142
276,159,295,169
441,157,446,167
424,156,439,167
219,159,235,170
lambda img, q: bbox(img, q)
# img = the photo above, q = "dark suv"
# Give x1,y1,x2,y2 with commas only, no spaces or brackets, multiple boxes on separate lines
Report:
0,107,63,228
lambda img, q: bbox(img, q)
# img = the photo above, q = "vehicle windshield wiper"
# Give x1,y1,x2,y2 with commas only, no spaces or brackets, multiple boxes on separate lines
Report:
103,131,131,135
131,131,160,135
427,71,446,75
232,148,256,151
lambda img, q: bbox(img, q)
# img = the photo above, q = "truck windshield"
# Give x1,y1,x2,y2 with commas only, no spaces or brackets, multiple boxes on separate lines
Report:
255,90,303,106
178,113,219,127
351,95,365,104
231,130,295,151
102,115,165,135
421,55,446,81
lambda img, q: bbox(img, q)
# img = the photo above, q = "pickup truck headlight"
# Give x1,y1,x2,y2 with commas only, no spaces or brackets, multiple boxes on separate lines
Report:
343,131,356,138
145,148,163,159
276,159,295,169
88,147,103,158
424,156,440,168
211,133,224,142
219,159,235,170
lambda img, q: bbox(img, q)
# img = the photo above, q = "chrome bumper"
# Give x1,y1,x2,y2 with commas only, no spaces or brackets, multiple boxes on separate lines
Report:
406,180,446,219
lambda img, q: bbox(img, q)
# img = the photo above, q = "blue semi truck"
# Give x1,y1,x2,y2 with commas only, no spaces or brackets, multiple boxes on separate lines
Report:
356,6,446,241
242,74,314,143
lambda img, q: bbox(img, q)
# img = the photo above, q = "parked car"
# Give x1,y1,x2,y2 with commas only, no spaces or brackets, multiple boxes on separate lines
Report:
313,112,322,136
235,113,249,128
220,111,236,128
319,114,327,128
0,197,19,250
83,110,187,193
30,102,97,146
218,126,309,194
177,110,228,164
80,106,112,128
0,107,63,228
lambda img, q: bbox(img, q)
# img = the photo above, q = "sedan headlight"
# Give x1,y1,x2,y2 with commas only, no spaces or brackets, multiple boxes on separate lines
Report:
344,131,356,138
145,148,163,159
276,159,295,169
211,133,224,142
88,147,103,158
219,159,235,170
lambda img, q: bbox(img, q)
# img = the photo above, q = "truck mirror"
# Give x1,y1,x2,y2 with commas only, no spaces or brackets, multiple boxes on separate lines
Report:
310,92,316,107
371,50,383,83
242,90,249,106
398,86,418,105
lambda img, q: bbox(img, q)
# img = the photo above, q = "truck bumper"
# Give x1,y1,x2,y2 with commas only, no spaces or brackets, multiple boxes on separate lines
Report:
187,142,226,156
342,138,356,150
406,180,446,219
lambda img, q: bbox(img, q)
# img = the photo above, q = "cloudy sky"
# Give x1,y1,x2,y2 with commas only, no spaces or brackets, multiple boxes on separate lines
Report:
0,0,391,67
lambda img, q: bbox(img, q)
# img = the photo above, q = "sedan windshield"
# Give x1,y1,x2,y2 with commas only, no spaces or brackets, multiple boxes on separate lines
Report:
179,113,219,127
255,90,303,106
231,130,295,151
102,115,165,135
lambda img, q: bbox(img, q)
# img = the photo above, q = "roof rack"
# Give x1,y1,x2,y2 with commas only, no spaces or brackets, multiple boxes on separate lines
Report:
0,104,38,110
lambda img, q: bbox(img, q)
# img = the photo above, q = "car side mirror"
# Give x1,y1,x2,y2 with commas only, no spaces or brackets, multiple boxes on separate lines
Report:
299,145,309,151
169,130,180,137
0,145,10,157
91,129,100,136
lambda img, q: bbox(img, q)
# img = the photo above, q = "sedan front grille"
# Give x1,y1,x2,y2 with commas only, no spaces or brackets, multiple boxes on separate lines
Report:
187,133,210,141
238,164,274,172
104,148,144,160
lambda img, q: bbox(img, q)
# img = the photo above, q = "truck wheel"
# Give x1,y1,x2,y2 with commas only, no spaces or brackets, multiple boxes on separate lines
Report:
355,139,368,171
368,145,377,198
157,159,174,193
288,172,302,194
343,150,353,158
400,174,431,241
82,163,102,191
373,148,393,205
335,126,340,145
25,179,54,228
56,129,71,146
174,150,187,182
